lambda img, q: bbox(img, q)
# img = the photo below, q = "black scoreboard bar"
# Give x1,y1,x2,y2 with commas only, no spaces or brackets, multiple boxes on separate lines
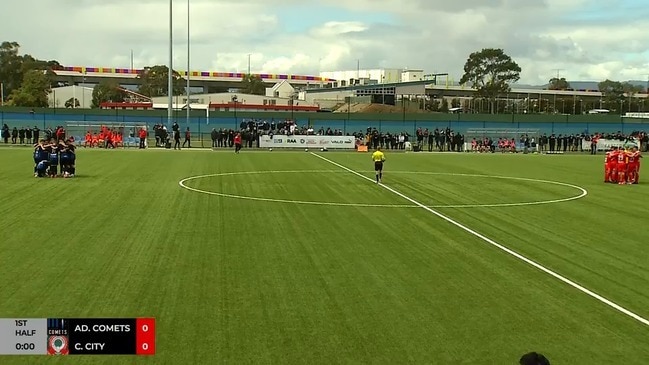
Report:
0,318,155,356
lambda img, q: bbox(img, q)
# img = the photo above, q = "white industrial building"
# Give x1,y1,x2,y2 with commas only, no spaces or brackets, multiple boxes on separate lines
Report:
265,80,296,99
319,68,401,87
300,81,429,110
151,92,306,107
148,91,319,112
319,68,429,88
401,70,425,82
48,85,94,109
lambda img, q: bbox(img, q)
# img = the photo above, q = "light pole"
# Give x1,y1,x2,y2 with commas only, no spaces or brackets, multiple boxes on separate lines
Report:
247,54,251,75
290,92,298,121
168,0,174,128
347,95,351,124
232,95,238,128
381,75,385,105
402,95,406,125
0,82,4,107
82,72,86,108
186,0,190,130
318,57,323,88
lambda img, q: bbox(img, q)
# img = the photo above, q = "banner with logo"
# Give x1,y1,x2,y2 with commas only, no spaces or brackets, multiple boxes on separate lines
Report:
582,138,638,151
259,135,356,149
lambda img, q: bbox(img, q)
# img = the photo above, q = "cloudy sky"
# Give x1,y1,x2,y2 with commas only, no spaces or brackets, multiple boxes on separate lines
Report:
2,0,649,85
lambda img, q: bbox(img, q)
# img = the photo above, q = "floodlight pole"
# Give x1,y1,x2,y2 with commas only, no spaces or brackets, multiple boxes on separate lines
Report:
168,0,174,128
186,0,190,130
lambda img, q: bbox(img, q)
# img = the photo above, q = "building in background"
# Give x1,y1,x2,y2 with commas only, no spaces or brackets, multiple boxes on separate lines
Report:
105,92,322,113
48,86,94,109
401,69,425,82
265,80,296,99
319,68,403,88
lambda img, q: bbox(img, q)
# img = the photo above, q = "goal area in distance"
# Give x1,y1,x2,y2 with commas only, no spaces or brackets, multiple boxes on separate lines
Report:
65,121,148,147
463,128,541,152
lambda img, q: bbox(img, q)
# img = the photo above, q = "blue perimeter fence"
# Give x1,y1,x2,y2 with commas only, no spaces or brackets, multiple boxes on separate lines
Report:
2,111,649,140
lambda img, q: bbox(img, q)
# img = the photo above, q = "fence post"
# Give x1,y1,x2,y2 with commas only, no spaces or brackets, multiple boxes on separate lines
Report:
198,117,202,148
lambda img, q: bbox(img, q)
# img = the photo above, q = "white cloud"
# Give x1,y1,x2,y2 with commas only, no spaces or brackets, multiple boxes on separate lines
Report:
1,0,648,85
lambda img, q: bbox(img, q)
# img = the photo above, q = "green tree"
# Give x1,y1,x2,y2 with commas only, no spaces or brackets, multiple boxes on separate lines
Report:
92,80,126,108
622,82,643,113
459,48,521,113
65,97,80,108
240,74,265,95
0,41,24,101
426,98,440,111
8,70,51,107
0,41,61,102
440,98,449,113
598,79,625,113
548,77,570,90
137,65,185,97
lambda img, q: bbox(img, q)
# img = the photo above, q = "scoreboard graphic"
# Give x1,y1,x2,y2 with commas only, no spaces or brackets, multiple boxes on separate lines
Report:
0,318,155,356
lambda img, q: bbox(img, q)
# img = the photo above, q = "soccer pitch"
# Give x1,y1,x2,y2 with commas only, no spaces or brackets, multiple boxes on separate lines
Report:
1,148,648,364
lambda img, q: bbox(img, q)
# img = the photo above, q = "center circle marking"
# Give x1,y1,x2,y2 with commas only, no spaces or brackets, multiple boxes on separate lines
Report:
178,170,588,208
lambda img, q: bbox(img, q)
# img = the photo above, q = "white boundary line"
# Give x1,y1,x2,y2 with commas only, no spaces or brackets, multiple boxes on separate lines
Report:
310,152,649,328
178,170,587,209
179,170,414,208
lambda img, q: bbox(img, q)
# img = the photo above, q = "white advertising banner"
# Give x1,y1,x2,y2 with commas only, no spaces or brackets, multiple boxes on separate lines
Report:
582,138,638,151
259,135,356,149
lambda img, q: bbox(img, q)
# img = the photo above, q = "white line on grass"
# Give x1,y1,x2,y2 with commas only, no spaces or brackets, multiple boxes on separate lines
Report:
179,170,587,208
310,152,649,328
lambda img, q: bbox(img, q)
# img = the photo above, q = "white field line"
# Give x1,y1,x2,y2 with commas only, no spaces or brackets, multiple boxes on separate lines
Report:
178,170,587,209
310,152,649,328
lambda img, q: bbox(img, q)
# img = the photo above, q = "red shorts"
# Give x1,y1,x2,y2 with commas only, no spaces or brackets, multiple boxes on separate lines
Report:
628,164,639,172
606,163,616,170
616,163,627,172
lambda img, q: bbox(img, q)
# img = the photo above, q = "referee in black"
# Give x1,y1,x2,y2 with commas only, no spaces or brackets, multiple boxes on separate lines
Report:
371,147,386,183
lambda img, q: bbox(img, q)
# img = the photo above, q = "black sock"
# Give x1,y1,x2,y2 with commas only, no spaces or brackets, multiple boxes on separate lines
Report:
376,174,379,182
379,173,382,180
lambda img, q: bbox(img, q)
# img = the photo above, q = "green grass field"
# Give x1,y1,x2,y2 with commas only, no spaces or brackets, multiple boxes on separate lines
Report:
1,147,648,364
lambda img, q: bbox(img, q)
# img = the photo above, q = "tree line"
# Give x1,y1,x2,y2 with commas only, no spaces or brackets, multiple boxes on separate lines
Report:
458,48,648,114
0,40,646,113
0,41,266,108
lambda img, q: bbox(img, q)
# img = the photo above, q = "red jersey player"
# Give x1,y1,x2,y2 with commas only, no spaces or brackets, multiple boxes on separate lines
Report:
616,148,630,185
605,147,618,183
627,146,642,184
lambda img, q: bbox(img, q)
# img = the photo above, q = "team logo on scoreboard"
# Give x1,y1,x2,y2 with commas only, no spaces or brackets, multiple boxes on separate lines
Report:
47,335,69,355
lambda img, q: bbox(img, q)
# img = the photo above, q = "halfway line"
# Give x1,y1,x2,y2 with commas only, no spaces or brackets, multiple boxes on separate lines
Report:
310,152,649,328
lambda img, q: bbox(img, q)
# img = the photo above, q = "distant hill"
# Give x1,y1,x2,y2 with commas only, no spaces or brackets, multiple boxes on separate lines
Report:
519,80,648,91
443,80,648,91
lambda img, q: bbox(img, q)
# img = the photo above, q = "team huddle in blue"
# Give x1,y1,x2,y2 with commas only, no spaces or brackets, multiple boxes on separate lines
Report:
33,139,77,178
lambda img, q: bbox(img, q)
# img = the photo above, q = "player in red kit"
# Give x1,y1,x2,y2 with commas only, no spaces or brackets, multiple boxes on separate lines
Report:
616,148,629,185
233,133,242,153
627,146,642,184
605,147,618,183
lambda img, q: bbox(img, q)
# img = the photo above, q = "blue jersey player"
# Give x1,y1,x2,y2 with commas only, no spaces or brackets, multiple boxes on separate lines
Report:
35,160,50,178
48,144,59,177
33,141,48,177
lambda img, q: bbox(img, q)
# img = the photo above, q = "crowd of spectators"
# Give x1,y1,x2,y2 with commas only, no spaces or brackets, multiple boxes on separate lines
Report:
1,124,68,145
3,121,647,154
